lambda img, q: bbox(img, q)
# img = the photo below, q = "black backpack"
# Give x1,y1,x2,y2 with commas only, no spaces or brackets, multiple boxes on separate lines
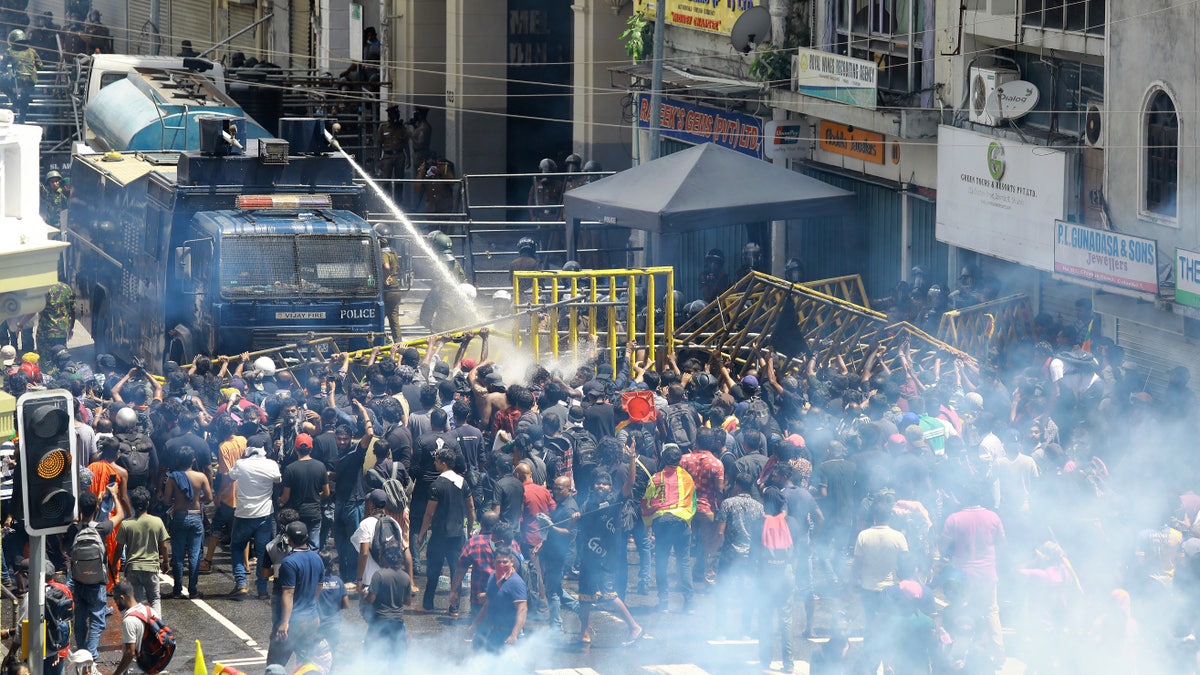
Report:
44,579,73,654
370,515,405,568
565,427,597,467
664,403,697,451
744,396,771,429
117,433,153,480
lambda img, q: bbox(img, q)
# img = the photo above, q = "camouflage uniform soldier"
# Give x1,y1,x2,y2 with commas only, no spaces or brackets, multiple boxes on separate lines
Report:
40,170,66,226
1,30,40,122
36,281,74,358
377,223,405,342
375,104,410,200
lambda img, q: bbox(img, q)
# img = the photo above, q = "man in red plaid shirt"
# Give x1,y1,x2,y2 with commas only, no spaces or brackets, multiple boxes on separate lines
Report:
448,513,520,618
679,427,726,584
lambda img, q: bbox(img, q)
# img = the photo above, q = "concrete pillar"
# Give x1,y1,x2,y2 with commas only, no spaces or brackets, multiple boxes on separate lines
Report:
572,0,633,170
444,0,506,199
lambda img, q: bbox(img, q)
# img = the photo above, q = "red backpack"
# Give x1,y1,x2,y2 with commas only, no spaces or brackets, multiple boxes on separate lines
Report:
128,605,176,674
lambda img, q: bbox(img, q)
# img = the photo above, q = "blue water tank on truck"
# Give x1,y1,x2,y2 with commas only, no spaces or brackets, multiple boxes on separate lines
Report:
64,117,384,372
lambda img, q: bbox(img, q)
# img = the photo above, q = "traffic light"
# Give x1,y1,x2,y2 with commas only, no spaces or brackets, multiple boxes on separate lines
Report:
17,389,78,535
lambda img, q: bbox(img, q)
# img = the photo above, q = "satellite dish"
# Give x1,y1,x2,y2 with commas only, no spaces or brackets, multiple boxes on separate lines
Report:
731,7,772,54
983,80,1040,121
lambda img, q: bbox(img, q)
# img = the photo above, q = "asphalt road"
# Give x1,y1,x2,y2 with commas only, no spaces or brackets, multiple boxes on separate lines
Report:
76,542,1030,675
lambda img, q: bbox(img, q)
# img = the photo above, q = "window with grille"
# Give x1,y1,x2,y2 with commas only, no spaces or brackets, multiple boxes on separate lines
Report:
1145,90,1178,219
220,235,378,299
1023,0,1105,35
833,0,925,96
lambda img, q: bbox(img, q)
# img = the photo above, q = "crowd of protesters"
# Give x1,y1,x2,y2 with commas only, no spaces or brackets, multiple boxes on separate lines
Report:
2,289,1200,674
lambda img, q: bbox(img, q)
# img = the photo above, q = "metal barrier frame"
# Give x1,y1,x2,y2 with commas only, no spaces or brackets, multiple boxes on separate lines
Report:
513,267,675,373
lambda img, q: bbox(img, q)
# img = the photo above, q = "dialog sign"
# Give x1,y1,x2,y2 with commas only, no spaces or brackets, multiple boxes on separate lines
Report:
1053,220,1158,294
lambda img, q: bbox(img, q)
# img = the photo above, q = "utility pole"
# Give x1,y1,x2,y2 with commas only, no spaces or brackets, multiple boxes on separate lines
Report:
647,0,665,160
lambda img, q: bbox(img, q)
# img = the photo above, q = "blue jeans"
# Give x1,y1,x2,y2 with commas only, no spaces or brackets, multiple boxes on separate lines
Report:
653,514,694,604
334,501,364,583
171,513,204,594
73,581,107,659
231,515,274,593
542,552,578,629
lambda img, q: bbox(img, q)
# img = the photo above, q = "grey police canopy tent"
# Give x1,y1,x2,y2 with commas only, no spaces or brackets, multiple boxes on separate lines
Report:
563,142,854,262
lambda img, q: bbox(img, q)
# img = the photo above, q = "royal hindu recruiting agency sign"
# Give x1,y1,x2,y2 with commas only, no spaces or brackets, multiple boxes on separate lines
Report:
936,126,1066,272
1053,221,1158,294
635,94,764,159
792,48,878,110
634,0,752,35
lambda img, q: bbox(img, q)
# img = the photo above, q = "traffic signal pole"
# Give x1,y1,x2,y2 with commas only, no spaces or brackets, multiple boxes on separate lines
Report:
16,389,79,675
27,536,45,675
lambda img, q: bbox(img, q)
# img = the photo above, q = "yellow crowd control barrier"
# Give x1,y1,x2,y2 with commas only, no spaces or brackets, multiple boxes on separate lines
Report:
513,267,675,373
675,272,975,377
937,294,1032,360
802,274,873,309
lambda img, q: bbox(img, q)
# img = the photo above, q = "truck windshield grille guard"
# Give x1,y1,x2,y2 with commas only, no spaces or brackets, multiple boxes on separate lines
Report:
220,235,378,300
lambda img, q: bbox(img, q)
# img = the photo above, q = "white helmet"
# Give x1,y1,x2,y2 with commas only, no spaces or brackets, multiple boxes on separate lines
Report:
253,356,276,377
459,283,478,300
115,407,138,430
493,289,512,301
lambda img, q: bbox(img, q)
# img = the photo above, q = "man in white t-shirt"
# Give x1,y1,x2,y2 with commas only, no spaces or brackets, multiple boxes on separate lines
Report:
113,580,159,675
351,489,412,594
229,445,282,598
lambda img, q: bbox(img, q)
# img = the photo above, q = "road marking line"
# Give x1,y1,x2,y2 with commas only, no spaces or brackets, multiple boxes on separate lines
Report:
642,666,711,674
535,669,603,675
213,657,268,667
191,598,269,657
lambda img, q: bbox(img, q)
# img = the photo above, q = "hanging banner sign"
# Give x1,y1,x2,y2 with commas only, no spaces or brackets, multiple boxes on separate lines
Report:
1053,220,1158,294
763,120,807,160
634,0,752,36
635,94,764,159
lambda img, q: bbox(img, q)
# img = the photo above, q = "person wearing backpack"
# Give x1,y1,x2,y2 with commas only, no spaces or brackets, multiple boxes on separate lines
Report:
352,490,414,603
112,407,157,493
663,385,699,452
70,488,125,659
112,581,174,675
17,560,73,675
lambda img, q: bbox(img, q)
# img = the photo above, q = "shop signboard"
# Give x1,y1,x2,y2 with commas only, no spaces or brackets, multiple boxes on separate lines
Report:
1053,220,1158,294
936,125,1066,272
635,94,763,159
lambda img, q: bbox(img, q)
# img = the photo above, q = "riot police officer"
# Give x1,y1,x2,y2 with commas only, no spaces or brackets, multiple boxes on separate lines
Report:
736,241,767,279
510,236,541,274
563,153,587,192
699,248,731,303
948,263,984,309
784,257,805,283
420,231,469,331
529,158,564,222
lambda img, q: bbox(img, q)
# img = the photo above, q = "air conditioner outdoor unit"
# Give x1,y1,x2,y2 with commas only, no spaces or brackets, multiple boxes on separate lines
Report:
1084,101,1104,148
968,66,1018,126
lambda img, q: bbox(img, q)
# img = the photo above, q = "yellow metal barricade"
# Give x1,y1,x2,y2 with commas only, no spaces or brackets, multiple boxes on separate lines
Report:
513,267,675,373
675,272,975,376
802,274,873,309
937,294,1032,360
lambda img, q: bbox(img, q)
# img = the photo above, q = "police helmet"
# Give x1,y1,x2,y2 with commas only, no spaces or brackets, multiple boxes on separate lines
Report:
373,222,395,239
459,283,478,300
493,289,512,302
517,237,538,256
562,260,582,272
564,154,582,171
429,231,452,252
743,242,762,256
684,299,707,318
692,372,717,393
8,30,25,43
911,265,928,279
705,248,725,265
583,160,602,172
538,158,557,173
